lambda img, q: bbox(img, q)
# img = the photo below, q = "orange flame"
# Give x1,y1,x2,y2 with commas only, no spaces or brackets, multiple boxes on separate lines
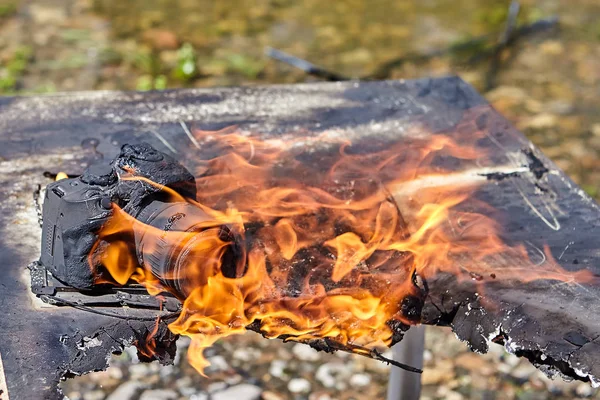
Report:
90,108,593,373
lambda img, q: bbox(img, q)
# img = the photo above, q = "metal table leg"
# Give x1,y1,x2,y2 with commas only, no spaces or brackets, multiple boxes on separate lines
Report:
386,325,425,400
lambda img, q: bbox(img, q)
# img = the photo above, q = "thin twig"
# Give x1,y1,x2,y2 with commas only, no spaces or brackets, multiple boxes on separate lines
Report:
265,47,350,81
179,121,201,149
485,0,521,90
468,16,558,64
369,16,558,80
267,17,558,83
149,129,178,154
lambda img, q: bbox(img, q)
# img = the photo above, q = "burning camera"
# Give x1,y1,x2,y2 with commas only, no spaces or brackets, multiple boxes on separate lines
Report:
32,143,239,309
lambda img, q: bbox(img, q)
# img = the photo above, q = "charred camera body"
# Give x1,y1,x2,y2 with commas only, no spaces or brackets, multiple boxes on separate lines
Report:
38,143,243,297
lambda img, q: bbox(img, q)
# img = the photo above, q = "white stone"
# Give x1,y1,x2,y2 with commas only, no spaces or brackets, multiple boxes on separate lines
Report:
159,364,176,378
232,348,260,362
139,389,178,400
269,360,287,379
83,390,105,400
575,382,594,397
211,384,262,400
106,382,147,400
349,373,371,387
288,378,311,393
292,343,321,361
207,355,229,371
207,382,228,393
128,363,151,380
107,366,123,380
316,362,351,388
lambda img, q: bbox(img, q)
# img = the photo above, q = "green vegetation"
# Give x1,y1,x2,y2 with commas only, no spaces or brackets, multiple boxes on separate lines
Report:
0,2,16,19
0,46,32,93
172,43,198,82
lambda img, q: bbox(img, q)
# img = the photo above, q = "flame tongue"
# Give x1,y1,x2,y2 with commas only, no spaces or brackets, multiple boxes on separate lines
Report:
92,114,592,373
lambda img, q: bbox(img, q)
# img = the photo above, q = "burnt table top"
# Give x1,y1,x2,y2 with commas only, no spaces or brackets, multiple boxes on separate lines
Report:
0,78,598,399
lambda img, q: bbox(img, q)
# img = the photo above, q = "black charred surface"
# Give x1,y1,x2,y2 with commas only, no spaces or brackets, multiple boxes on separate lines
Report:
480,171,521,181
0,78,598,399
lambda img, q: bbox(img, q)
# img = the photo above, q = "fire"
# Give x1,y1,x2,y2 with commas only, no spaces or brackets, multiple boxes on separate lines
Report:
90,107,592,373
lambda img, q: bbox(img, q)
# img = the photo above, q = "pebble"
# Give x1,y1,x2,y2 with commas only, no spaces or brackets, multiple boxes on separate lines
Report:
232,347,261,362
107,366,124,380
486,86,528,103
423,349,433,362
547,100,574,115
128,363,151,380
309,393,333,400
288,378,311,393
262,390,285,400
511,364,536,381
124,345,140,363
106,382,147,400
82,390,105,400
139,389,178,400
576,382,594,397
211,384,262,400
421,359,455,385
225,374,243,385
436,386,465,400
206,355,229,372
207,382,228,393
521,113,558,130
28,4,67,24
316,363,350,388
540,40,565,56
445,390,465,400
454,353,493,375
159,364,176,378
292,343,321,361
176,376,196,397
349,373,371,387
269,360,287,379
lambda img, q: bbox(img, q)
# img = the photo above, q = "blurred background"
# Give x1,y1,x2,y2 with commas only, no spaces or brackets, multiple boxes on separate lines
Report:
1,0,598,399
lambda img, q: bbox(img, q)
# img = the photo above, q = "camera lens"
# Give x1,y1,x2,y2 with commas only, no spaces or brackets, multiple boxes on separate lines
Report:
134,200,245,297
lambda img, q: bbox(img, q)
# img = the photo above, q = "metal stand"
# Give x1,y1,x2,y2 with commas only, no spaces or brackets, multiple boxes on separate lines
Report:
386,326,425,400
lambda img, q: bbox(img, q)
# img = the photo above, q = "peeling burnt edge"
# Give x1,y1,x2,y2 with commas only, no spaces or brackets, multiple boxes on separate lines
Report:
422,290,597,385
491,332,591,384
58,319,178,383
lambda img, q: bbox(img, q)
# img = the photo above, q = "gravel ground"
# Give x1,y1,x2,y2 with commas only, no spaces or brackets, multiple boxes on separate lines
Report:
61,327,600,400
